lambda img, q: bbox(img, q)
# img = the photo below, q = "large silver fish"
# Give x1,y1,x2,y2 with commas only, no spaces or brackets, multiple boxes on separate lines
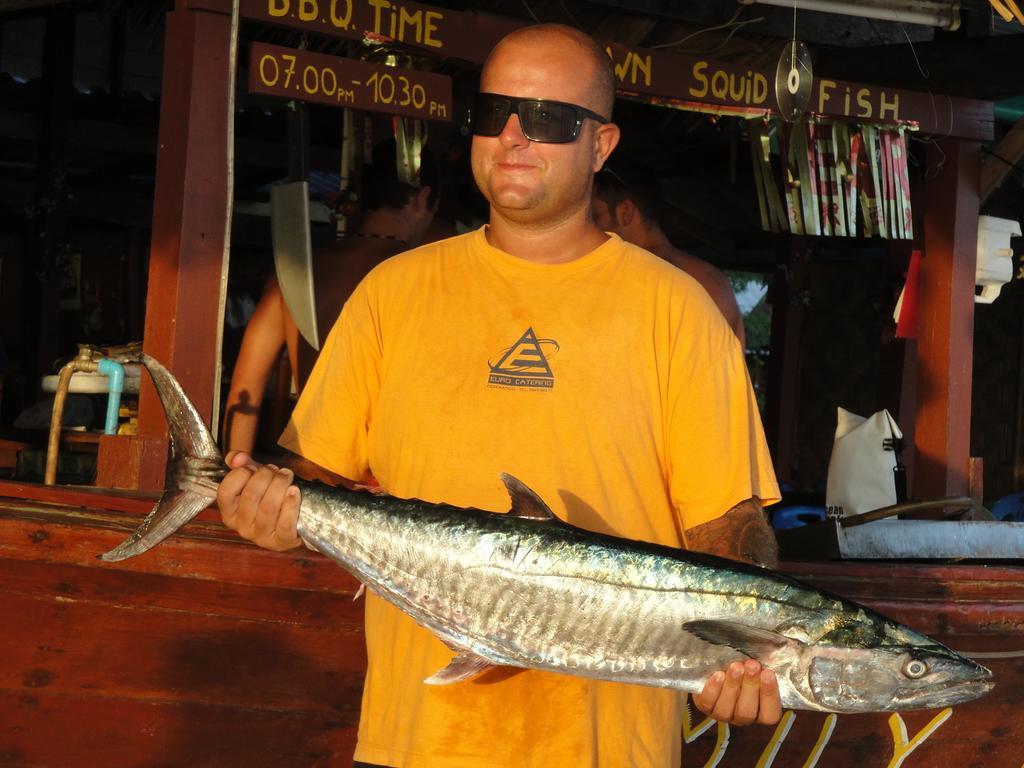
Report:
102,355,993,713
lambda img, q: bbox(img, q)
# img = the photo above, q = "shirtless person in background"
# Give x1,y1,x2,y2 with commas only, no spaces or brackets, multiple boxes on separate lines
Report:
222,139,438,454
593,169,746,345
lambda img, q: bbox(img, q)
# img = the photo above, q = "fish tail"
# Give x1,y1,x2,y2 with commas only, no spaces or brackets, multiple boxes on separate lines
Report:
100,354,225,562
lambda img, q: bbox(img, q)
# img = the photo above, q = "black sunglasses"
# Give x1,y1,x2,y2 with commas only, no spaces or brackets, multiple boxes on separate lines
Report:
472,92,610,144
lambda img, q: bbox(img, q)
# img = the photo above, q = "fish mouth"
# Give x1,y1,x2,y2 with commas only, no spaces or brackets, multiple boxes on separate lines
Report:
898,676,995,709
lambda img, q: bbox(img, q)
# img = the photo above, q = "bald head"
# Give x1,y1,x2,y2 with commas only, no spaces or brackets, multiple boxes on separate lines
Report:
484,24,616,120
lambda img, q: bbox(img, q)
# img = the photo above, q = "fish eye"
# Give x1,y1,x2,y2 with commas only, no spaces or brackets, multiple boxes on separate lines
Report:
903,659,928,678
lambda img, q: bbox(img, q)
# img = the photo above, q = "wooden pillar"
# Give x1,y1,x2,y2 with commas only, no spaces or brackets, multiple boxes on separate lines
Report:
96,6,230,490
764,238,806,486
877,244,918,492
914,139,980,499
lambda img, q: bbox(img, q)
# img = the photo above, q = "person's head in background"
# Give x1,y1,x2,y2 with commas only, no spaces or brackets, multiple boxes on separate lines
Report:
592,167,747,345
358,137,441,247
591,167,665,252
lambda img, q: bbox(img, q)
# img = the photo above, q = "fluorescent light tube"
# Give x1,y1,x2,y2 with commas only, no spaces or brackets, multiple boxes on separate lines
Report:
741,0,961,29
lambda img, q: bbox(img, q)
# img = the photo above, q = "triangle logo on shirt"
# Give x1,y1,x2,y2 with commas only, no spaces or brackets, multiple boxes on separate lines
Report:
488,327,559,390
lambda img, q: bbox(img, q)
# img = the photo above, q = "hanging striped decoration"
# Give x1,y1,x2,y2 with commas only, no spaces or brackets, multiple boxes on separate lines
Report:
750,120,915,239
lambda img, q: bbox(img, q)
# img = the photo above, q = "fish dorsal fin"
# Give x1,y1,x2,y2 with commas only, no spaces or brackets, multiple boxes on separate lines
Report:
501,473,556,521
424,651,495,685
683,620,806,660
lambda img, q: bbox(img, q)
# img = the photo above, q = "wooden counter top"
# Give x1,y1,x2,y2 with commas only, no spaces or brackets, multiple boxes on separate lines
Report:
0,489,363,768
1,486,1021,766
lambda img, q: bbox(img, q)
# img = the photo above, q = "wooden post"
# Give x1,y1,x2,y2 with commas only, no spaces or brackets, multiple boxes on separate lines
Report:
878,244,917,492
980,115,1024,205
96,6,231,490
764,238,806,486
914,139,980,500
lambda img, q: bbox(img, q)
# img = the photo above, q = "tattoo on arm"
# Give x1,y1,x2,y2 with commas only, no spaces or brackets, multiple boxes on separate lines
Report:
686,499,779,568
280,453,354,488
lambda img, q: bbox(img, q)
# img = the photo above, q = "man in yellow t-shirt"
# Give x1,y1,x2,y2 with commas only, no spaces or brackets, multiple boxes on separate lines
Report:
217,23,783,768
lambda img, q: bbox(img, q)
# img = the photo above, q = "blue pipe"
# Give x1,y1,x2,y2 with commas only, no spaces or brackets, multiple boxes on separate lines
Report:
97,359,124,436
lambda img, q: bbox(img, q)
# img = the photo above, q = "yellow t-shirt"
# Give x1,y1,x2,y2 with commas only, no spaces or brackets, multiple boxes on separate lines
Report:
281,228,780,768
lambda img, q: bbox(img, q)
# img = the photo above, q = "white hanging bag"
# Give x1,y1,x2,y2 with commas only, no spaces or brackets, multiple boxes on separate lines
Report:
825,407,905,518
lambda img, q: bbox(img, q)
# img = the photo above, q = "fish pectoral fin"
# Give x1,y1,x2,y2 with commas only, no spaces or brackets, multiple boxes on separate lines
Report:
683,620,805,660
500,473,557,521
771,619,815,645
424,652,495,685
352,584,365,601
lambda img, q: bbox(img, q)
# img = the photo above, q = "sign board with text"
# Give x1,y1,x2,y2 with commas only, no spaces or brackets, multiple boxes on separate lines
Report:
237,0,520,65
192,0,992,141
601,43,991,141
248,42,452,121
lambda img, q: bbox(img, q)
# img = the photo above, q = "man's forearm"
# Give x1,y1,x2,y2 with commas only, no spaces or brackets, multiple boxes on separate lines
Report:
686,499,778,568
279,452,356,488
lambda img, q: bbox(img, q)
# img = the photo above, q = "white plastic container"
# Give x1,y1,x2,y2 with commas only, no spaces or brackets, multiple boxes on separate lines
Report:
976,215,1021,304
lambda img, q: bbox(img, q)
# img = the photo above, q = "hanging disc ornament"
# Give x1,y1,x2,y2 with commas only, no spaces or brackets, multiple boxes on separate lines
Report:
774,39,813,122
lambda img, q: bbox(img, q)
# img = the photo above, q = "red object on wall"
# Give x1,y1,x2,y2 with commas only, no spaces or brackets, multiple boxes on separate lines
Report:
895,249,922,339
